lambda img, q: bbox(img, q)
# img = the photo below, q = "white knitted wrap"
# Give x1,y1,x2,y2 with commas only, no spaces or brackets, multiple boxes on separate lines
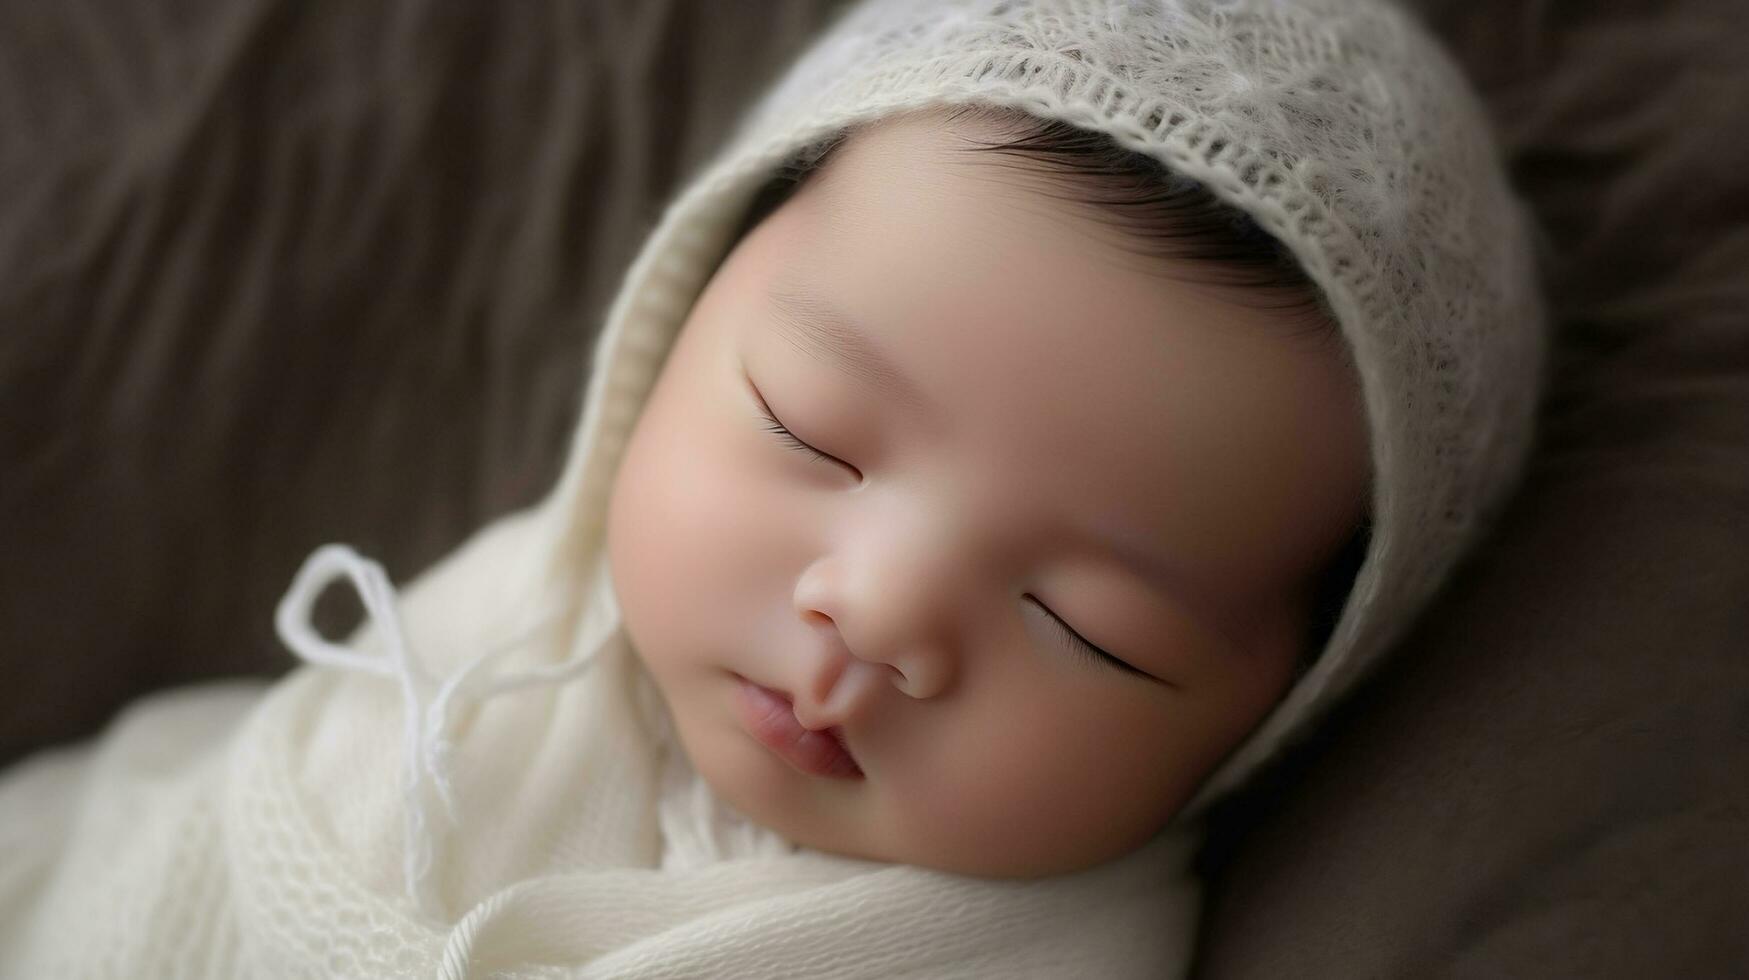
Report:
0,1,1545,976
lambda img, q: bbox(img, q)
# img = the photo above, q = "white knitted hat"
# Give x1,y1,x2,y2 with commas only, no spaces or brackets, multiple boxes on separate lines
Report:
541,0,1548,816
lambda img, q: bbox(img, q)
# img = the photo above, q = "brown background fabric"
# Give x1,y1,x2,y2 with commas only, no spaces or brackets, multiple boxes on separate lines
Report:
1193,1,1749,974
1,0,1743,975
0,0,855,761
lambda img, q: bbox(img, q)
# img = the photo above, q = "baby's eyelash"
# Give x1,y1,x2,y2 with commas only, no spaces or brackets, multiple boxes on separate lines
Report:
1026,595,1155,681
749,390,860,477
758,409,837,466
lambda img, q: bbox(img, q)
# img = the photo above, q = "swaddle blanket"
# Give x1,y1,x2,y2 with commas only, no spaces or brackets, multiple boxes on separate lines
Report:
0,524,1201,978
0,0,1544,976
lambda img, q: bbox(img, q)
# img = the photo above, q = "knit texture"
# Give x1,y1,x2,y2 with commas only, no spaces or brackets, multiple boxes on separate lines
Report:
0,0,1544,975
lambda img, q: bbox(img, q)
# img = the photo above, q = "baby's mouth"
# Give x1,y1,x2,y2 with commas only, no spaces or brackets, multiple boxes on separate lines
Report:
733,675,864,780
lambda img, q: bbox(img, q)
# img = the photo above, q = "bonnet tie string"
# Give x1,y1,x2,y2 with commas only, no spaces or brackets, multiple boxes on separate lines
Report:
273,543,582,919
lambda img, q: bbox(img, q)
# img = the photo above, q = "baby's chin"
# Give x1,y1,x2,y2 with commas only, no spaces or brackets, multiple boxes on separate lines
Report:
675,715,884,857
678,719,1187,879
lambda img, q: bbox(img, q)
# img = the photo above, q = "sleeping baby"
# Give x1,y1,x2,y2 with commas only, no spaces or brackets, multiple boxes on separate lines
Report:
0,0,1546,976
609,101,1375,880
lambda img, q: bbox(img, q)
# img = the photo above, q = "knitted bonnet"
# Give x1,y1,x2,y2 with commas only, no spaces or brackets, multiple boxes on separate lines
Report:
534,0,1548,817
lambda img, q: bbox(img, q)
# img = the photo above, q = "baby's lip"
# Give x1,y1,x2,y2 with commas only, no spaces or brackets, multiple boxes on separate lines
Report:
733,675,863,779
780,688,853,747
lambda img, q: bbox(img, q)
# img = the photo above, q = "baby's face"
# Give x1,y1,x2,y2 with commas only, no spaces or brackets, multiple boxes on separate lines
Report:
606,111,1369,876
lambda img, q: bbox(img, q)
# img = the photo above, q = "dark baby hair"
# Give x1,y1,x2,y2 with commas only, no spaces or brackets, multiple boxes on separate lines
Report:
727,103,1370,674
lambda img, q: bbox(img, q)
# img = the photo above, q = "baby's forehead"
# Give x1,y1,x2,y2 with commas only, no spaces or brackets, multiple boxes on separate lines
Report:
796,109,1332,332
808,111,1075,213
745,188,1365,542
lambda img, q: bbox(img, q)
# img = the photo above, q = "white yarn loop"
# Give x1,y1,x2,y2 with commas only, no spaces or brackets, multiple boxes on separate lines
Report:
273,543,574,919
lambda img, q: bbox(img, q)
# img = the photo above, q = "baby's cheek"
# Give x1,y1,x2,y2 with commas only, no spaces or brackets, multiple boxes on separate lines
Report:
610,400,800,656
699,450,792,571
890,679,1184,874
607,410,733,651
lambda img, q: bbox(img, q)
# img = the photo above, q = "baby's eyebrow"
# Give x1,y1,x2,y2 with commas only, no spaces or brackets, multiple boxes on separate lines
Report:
766,280,933,417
